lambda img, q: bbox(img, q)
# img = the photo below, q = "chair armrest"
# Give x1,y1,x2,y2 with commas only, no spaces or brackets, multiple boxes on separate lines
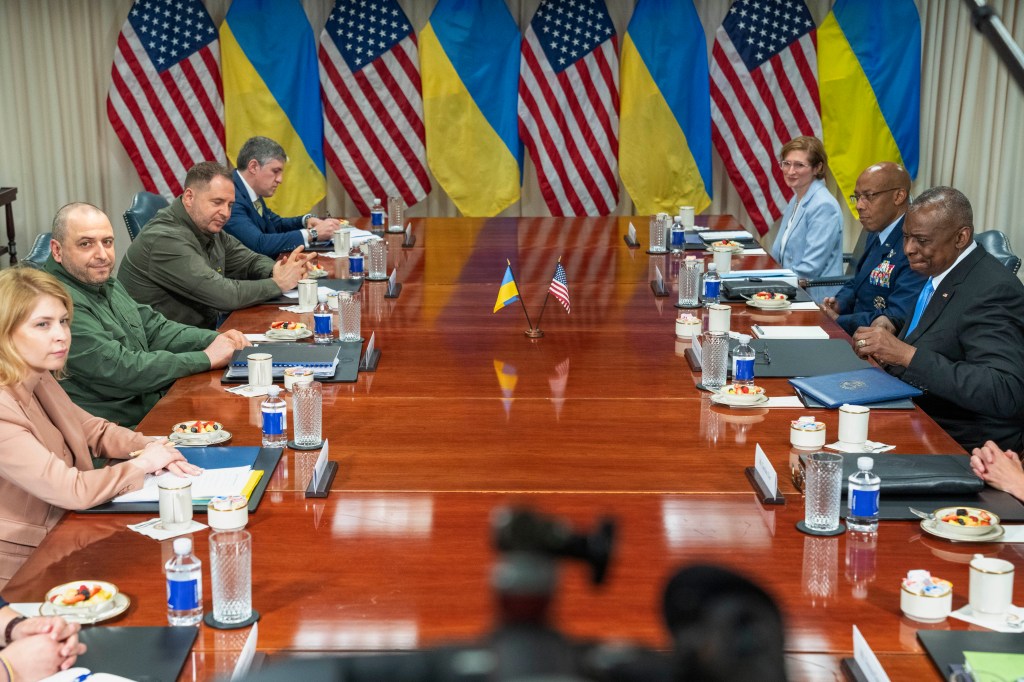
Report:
804,275,853,289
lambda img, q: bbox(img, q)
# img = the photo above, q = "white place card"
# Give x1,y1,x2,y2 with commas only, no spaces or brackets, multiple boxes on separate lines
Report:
231,622,259,680
365,332,376,363
852,625,890,682
313,440,329,489
388,268,397,290
627,223,637,243
654,265,664,287
754,444,779,497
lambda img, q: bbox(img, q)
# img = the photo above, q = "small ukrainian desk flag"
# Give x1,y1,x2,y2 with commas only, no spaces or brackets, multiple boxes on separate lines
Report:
493,265,520,313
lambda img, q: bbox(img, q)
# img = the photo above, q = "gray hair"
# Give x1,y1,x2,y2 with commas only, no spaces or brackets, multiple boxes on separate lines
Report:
52,202,103,244
184,161,233,191
908,186,974,236
236,136,287,169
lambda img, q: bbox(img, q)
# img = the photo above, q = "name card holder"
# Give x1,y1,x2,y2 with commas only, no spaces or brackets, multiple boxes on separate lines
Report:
385,269,402,299
624,222,640,248
650,265,669,297
745,444,784,505
305,441,338,499
402,223,416,248
359,332,381,372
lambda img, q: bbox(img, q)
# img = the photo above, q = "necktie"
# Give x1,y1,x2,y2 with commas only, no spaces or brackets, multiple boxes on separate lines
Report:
254,199,263,217
904,278,934,337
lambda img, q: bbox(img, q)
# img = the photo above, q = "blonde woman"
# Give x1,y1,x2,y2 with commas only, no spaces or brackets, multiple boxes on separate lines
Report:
0,268,199,588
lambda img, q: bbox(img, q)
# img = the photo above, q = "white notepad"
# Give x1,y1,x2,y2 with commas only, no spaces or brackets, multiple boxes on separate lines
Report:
750,325,829,339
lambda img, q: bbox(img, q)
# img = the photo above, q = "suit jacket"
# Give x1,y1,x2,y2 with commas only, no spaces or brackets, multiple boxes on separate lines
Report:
0,372,148,587
834,216,926,334
771,179,844,280
888,246,1024,452
223,170,306,257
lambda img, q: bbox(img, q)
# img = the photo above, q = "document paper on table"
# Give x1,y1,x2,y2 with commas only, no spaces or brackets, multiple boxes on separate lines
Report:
111,467,253,503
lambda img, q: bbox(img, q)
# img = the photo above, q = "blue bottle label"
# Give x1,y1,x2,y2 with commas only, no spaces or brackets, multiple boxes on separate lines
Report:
704,280,721,298
371,210,385,226
314,313,332,335
350,255,364,273
167,578,199,610
670,229,685,247
850,488,879,517
262,411,283,436
734,357,755,381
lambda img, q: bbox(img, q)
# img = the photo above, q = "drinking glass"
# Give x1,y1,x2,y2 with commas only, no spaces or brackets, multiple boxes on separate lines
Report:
804,452,844,532
210,530,252,624
648,214,667,253
700,331,729,389
387,196,405,233
678,259,702,307
339,291,361,342
293,381,323,447
367,237,387,280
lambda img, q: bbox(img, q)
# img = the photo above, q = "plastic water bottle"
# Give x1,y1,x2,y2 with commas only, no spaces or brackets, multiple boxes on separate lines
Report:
847,456,881,532
703,262,721,306
348,244,364,279
166,537,202,626
261,386,288,448
313,294,333,344
370,197,385,228
732,333,756,387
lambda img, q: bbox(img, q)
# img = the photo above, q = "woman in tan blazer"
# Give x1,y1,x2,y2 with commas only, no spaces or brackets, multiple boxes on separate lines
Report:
0,268,198,588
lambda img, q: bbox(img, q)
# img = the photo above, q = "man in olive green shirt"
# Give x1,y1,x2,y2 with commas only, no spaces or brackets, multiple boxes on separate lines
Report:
45,202,250,428
119,161,311,329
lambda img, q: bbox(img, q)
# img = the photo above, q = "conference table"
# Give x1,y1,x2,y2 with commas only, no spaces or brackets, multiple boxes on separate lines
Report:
6,216,1023,681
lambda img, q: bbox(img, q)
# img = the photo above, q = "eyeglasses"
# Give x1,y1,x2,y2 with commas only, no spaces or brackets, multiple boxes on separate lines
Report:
779,160,811,171
849,187,899,203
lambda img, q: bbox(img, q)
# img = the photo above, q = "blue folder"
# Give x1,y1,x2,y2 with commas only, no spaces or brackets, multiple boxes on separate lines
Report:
788,367,922,409
182,446,261,470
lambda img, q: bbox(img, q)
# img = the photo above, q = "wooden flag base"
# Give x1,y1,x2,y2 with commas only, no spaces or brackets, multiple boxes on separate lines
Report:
524,328,544,338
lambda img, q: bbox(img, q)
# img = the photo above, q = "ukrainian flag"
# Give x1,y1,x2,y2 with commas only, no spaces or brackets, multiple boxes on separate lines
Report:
220,0,324,216
620,0,711,215
421,0,521,217
819,0,920,216
493,265,520,313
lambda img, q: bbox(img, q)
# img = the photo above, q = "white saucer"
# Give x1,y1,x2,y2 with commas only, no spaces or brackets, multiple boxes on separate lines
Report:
41,592,130,624
710,393,769,408
921,519,1005,543
265,328,313,340
169,429,231,446
745,299,791,310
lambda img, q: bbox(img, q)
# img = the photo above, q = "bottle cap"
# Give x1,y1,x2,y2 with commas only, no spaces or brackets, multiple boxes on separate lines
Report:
857,456,874,470
738,334,751,344
267,385,281,398
318,293,327,304
173,537,192,555
707,263,717,271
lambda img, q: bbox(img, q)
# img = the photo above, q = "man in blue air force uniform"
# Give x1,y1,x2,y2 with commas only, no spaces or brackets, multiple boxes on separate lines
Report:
821,162,926,335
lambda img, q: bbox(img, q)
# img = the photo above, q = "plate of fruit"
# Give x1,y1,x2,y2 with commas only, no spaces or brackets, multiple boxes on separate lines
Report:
307,264,329,278
42,581,130,623
169,420,231,445
709,239,744,252
266,321,312,340
711,384,768,406
746,291,790,309
930,506,1001,538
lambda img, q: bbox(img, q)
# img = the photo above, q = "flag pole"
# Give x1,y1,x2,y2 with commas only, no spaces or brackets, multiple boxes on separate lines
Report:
507,259,541,337
534,255,560,330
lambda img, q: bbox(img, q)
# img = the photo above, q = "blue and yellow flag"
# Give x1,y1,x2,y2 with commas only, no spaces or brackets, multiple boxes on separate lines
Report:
619,0,711,215
493,265,520,313
819,0,920,216
220,0,324,215
421,0,521,217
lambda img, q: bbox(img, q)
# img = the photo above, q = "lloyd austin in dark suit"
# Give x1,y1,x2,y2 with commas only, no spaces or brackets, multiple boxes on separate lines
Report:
852,186,1024,453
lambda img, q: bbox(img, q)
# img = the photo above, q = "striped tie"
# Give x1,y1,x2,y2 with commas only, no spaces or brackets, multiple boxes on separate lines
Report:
254,199,263,217
904,278,934,337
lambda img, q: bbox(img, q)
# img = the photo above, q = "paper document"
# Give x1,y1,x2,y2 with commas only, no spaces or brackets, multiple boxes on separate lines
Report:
112,467,253,503
699,230,756,241
751,325,829,339
720,268,796,279
284,285,341,300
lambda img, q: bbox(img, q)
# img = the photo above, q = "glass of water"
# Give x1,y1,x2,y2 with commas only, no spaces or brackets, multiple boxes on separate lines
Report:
678,258,702,307
648,214,667,253
293,381,322,447
804,452,844,532
209,530,252,624
387,196,405,233
367,237,387,280
701,331,729,389
339,291,361,342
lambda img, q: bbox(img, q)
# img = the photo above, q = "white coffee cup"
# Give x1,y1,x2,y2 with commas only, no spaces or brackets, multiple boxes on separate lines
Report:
969,554,1015,615
678,206,695,229
297,279,318,310
158,477,193,532
838,404,870,445
334,227,352,254
247,352,272,388
708,303,731,334
713,248,732,275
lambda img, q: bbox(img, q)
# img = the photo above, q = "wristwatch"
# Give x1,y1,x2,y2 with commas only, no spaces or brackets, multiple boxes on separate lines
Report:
308,227,319,243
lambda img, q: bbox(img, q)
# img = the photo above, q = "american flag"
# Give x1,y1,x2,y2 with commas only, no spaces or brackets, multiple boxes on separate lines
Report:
319,0,430,215
107,0,225,198
518,0,619,216
548,262,571,314
710,0,821,236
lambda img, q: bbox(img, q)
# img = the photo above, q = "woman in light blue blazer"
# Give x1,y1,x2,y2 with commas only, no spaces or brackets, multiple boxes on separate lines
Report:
770,136,844,288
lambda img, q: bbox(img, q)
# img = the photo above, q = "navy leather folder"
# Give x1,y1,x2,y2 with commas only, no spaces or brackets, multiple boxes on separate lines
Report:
788,367,922,408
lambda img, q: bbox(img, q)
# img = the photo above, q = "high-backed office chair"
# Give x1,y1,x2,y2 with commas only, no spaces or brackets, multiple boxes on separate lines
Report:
19,232,51,269
976,230,1021,275
122,191,168,241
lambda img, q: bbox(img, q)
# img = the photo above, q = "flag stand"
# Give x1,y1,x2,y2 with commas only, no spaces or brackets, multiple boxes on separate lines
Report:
525,327,544,338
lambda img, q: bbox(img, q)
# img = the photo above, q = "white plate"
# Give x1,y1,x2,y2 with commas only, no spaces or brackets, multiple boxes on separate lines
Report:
307,269,329,278
169,429,231,446
920,519,1005,543
265,328,313,340
710,393,769,408
41,592,130,624
746,299,791,310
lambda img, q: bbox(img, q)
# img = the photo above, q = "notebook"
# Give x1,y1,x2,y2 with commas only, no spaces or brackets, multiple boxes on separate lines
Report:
788,367,922,408
751,325,829,339
227,343,340,378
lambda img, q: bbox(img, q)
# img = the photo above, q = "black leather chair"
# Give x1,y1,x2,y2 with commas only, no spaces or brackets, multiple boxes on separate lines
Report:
19,232,51,269
976,230,1021,275
122,191,168,241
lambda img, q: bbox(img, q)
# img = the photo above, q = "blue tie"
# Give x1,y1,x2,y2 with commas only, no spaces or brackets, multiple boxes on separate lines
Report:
904,278,934,337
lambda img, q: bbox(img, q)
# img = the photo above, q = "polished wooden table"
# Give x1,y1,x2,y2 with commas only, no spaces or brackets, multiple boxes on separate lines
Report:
6,217,1021,681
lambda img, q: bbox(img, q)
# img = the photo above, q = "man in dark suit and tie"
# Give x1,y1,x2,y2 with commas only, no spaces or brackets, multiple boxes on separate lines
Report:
820,162,926,334
852,187,1024,453
224,136,344,257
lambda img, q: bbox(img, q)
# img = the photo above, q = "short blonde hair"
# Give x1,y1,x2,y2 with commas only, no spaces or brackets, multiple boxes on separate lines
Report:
0,268,74,386
780,136,828,180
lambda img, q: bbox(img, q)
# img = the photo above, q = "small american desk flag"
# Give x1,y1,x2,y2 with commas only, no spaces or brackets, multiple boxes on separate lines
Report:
549,262,571,314
710,0,821,236
107,0,226,198
319,0,430,215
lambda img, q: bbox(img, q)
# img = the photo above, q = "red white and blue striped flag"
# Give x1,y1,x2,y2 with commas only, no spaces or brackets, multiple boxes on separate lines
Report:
548,262,571,314
319,0,431,215
107,0,226,198
710,0,821,236
518,0,620,216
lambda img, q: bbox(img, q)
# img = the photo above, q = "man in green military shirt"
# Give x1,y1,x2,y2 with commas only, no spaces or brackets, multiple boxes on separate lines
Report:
44,202,250,428
118,161,312,329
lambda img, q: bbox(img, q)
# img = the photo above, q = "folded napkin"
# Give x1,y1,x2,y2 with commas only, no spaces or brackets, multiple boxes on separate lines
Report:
950,603,1024,633
278,304,312,313
128,518,207,541
225,384,272,397
826,440,895,453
